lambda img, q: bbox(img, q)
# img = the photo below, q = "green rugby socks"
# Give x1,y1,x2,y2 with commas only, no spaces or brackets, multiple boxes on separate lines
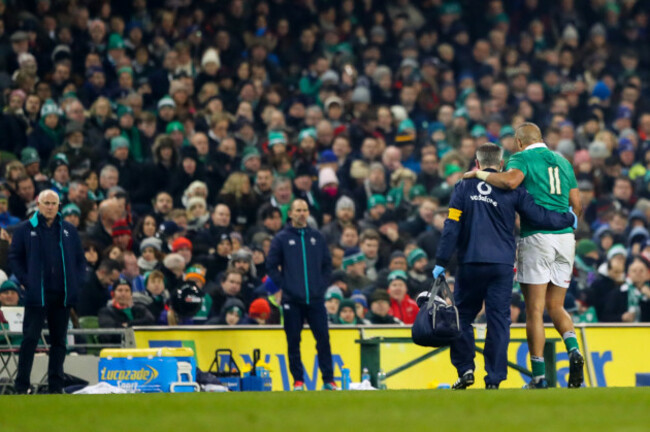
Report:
531,355,545,381
563,331,580,353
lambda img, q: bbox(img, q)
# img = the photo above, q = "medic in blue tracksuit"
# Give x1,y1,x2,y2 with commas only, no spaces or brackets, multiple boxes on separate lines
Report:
434,144,576,389
266,199,336,390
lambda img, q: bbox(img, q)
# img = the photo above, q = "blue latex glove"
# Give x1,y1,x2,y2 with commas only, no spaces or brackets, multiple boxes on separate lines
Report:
569,206,578,230
432,265,445,279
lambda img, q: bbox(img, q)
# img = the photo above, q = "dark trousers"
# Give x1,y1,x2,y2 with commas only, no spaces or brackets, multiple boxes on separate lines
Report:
450,263,513,386
16,292,70,392
283,301,334,383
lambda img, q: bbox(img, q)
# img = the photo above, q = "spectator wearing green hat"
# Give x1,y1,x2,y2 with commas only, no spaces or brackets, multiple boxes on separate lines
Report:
337,298,363,325
240,146,262,177
431,164,464,206
296,127,318,165
267,130,288,157
0,280,22,344
62,203,81,227
408,184,428,206
20,147,40,174
112,66,134,99
342,247,371,292
166,121,186,148
470,124,488,145
28,99,63,162
407,247,432,297
0,280,21,307
387,269,418,324
325,285,343,323
117,105,143,162
359,194,387,231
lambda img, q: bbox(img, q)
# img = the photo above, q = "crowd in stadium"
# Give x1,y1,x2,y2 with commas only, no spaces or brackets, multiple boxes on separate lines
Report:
0,0,649,330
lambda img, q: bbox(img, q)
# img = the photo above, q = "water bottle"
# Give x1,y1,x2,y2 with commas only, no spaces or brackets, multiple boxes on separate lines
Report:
361,367,370,383
341,367,351,390
377,369,387,390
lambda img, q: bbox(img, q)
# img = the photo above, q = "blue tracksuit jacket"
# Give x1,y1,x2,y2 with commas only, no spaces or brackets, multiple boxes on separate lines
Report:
8,211,86,307
436,172,575,267
266,224,332,304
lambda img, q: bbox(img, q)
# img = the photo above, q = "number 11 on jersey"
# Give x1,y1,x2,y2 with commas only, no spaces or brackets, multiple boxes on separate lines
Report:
548,166,561,195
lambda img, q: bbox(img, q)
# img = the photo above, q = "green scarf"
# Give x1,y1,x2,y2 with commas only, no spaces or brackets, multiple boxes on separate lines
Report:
38,118,62,145
51,180,68,197
196,295,212,319
122,127,143,162
338,316,358,325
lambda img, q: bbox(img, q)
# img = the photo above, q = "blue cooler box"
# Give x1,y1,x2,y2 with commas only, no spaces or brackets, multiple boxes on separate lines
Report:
99,348,198,393
241,375,272,391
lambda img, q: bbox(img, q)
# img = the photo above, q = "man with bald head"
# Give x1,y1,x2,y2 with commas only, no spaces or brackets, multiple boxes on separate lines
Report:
8,189,86,394
464,122,584,389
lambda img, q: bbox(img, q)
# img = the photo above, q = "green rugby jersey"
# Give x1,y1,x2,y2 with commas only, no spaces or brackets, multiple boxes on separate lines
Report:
506,143,577,237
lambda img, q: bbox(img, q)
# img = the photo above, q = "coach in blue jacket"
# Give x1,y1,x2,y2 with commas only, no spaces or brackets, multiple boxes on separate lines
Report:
266,199,335,391
434,144,576,390
8,189,86,394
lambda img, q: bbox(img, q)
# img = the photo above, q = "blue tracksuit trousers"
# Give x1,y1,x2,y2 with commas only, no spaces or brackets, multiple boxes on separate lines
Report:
450,263,513,386
283,301,334,384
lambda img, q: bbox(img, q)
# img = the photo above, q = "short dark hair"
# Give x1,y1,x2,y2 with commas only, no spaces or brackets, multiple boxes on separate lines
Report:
360,229,380,243
97,259,121,274
259,203,281,221
615,176,633,187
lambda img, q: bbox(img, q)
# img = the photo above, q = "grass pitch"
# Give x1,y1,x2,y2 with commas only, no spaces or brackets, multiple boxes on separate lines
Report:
3,388,649,432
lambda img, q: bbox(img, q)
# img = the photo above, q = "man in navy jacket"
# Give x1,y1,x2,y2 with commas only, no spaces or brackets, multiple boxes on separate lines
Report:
434,144,577,390
266,199,335,390
8,189,86,394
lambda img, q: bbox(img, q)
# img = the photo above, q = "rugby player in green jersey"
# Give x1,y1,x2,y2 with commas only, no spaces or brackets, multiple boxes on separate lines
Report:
463,123,584,388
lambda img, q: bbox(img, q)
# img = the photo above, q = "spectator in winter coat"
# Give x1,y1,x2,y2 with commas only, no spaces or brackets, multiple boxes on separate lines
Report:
387,270,418,324
77,259,122,317
98,277,155,341
342,247,371,292
208,297,246,325
337,299,363,325
27,99,63,162
241,298,272,325
133,270,168,322
365,289,401,324
325,286,343,323
407,248,432,298
210,269,246,316
588,252,626,321
321,196,356,245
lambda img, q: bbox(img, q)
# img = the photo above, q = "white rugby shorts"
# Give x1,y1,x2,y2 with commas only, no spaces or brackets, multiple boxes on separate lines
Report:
516,233,575,289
